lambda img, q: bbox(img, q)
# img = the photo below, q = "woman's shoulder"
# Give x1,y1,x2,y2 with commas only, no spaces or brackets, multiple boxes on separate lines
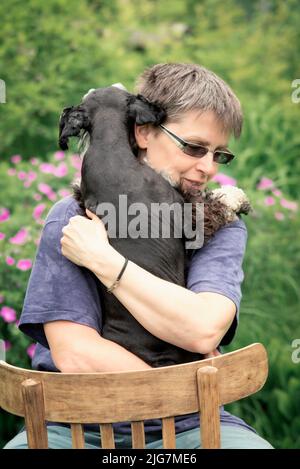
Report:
209,216,248,246
45,196,82,225
221,216,247,233
189,215,248,261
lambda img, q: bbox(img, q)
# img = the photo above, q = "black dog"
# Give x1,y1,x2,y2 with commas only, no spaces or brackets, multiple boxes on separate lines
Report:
58,86,249,367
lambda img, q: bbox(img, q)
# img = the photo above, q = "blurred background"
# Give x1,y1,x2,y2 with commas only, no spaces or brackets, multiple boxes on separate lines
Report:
0,0,299,449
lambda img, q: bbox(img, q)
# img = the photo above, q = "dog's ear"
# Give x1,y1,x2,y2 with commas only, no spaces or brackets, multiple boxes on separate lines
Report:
127,94,166,126
58,106,90,150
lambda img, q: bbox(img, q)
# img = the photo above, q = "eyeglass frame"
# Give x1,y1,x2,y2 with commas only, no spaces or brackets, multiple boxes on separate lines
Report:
159,124,235,165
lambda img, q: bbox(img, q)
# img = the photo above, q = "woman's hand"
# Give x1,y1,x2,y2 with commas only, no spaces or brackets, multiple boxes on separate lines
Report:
61,208,110,269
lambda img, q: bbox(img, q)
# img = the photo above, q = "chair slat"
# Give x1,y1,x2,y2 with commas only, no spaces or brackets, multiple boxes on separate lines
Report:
197,367,221,449
162,416,176,448
100,423,115,448
71,424,85,448
131,421,145,448
21,379,48,449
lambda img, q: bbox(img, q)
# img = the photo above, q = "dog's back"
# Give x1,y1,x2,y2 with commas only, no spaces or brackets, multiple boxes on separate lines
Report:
59,87,202,367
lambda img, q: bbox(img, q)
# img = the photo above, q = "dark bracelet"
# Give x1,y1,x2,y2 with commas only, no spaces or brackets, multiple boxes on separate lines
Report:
107,258,129,293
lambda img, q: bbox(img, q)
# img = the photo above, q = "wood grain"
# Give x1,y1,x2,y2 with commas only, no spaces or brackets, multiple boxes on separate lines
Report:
131,421,145,448
71,423,85,448
162,416,176,448
21,379,48,449
197,367,221,449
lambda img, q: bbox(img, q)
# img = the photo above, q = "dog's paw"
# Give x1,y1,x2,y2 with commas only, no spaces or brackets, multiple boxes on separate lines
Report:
210,185,252,222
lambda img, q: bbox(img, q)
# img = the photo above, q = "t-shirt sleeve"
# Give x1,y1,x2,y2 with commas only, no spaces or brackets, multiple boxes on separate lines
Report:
19,219,103,349
186,217,248,345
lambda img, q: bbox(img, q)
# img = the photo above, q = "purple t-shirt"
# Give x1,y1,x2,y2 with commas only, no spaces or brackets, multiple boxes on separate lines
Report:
19,196,256,437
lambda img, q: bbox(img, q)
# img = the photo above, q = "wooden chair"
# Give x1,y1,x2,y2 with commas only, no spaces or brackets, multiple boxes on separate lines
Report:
0,343,268,449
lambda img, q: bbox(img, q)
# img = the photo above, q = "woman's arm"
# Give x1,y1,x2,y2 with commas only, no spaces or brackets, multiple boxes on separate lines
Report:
91,247,235,354
61,210,236,355
44,321,152,372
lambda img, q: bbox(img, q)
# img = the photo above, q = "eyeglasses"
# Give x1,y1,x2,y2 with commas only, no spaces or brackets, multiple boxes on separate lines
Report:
159,124,235,165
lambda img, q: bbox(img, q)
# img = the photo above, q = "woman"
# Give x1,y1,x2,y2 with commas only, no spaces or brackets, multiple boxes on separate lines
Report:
4,63,273,449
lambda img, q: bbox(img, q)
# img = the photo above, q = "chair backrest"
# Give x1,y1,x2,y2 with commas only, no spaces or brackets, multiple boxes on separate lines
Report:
0,343,268,449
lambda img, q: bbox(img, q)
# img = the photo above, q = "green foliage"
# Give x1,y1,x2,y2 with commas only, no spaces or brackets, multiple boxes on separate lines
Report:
222,169,300,449
230,100,300,199
0,0,299,450
1,0,299,160
225,338,300,449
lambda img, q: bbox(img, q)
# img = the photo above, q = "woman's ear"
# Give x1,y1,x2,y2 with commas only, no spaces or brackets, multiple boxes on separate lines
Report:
134,123,152,150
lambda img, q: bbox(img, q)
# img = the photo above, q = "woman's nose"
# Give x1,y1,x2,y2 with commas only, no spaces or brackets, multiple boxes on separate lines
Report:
193,151,217,177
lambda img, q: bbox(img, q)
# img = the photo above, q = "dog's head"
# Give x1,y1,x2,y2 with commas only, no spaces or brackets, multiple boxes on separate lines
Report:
58,87,166,151
58,105,91,150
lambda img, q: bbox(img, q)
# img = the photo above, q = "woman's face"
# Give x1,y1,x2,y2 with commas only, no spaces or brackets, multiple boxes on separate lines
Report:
135,109,230,194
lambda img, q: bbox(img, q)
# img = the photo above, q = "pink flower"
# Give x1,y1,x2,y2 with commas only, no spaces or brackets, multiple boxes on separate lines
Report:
16,259,32,271
280,199,298,211
54,151,65,160
27,170,37,181
0,232,5,240
27,343,36,359
272,189,282,197
9,228,28,245
18,171,27,180
38,182,53,195
6,256,15,266
39,163,56,174
30,157,39,165
7,168,17,176
264,196,275,206
33,203,46,220
256,177,274,190
0,208,10,222
71,154,82,170
275,212,285,221
4,340,11,351
38,182,57,200
58,189,71,198
47,192,57,201
54,162,68,178
33,193,42,201
11,155,22,164
0,306,17,323
212,173,237,186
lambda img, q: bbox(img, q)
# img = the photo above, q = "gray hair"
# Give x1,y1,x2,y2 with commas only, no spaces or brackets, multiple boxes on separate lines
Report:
135,63,243,138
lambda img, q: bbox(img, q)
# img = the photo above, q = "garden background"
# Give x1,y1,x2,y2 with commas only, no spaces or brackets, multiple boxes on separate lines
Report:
0,0,299,449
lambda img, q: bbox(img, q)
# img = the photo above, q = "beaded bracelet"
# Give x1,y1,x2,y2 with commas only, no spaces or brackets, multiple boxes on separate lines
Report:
107,258,129,293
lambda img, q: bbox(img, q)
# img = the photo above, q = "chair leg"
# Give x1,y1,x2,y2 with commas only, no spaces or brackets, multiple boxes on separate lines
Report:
197,366,221,449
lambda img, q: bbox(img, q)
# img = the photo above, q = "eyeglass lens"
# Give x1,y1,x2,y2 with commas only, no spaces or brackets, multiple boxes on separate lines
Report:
183,145,233,164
